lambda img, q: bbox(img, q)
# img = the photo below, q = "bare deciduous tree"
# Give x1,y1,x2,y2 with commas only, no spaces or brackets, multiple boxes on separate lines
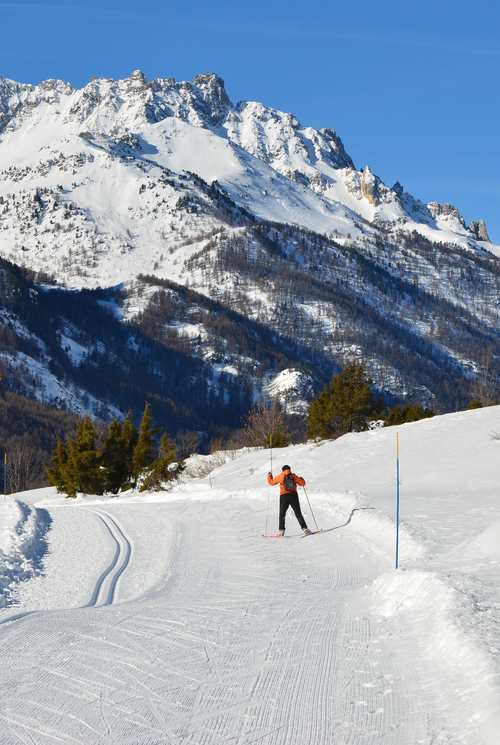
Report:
243,401,290,448
6,440,41,493
176,431,202,459
471,348,499,406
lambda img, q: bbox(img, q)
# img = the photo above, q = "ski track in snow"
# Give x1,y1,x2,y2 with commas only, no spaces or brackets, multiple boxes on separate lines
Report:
85,509,133,608
0,498,466,745
0,507,132,630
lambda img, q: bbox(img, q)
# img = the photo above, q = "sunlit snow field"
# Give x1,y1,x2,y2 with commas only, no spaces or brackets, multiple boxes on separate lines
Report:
1,406,499,744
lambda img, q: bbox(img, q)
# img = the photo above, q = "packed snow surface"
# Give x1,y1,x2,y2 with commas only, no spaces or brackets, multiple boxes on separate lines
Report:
1,406,499,743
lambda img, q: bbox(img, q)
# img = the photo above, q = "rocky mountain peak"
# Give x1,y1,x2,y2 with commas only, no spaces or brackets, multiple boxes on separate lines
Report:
126,69,150,93
192,73,231,124
319,128,354,170
469,219,490,242
0,76,72,133
129,69,147,83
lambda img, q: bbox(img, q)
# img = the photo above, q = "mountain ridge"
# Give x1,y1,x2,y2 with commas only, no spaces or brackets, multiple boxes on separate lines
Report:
0,68,498,425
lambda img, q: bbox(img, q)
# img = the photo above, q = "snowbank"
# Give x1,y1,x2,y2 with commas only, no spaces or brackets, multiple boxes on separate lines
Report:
372,570,500,742
0,500,51,607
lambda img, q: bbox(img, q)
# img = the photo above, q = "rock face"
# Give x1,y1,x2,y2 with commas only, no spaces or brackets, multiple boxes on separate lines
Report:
360,166,380,206
192,73,230,124
469,219,490,242
427,201,466,227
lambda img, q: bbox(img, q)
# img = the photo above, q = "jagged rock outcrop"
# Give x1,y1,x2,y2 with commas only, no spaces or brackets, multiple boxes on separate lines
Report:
392,181,404,197
360,166,380,205
427,201,466,227
192,73,230,124
469,219,490,242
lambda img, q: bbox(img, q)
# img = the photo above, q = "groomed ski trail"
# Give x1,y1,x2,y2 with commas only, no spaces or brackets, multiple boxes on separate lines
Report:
0,495,466,745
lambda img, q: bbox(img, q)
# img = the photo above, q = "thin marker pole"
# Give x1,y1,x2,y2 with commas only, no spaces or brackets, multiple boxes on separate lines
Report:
395,432,400,569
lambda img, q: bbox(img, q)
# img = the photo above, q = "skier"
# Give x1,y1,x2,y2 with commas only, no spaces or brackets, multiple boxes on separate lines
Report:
267,465,312,536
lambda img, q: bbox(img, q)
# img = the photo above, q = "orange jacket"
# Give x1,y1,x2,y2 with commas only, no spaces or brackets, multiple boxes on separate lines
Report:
267,470,306,495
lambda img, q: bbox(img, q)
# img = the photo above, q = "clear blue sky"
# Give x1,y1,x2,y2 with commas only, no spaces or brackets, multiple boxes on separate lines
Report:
2,0,499,240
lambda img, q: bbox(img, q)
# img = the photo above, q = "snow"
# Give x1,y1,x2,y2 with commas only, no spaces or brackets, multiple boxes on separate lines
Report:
96,297,123,319
166,320,205,338
264,367,314,413
0,499,51,608
0,70,496,294
0,406,499,743
59,332,88,366
0,349,121,418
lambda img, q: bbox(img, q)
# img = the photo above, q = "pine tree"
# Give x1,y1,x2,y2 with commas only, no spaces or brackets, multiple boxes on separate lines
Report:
132,403,156,484
65,417,103,496
158,433,178,466
141,433,184,492
46,438,69,493
466,399,483,410
308,364,379,439
121,410,138,485
100,419,128,494
385,404,434,426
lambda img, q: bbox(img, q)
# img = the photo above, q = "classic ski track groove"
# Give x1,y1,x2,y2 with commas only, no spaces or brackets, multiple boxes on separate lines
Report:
84,508,133,608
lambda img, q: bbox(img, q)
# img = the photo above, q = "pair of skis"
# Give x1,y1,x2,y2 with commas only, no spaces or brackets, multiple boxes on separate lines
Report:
262,530,322,539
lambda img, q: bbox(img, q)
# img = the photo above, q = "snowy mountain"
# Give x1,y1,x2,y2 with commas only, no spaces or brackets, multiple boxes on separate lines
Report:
1,406,500,743
0,70,499,419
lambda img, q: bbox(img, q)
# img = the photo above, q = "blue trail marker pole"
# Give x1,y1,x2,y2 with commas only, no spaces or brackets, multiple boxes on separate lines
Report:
395,432,400,569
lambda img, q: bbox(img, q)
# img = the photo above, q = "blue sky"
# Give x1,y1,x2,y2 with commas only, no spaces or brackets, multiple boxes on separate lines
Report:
1,0,499,240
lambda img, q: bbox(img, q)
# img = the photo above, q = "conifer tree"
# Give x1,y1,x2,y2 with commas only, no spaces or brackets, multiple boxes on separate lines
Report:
100,419,128,494
141,433,184,492
158,432,178,466
132,404,156,483
46,438,69,493
121,410,138,485
308,364,379,439
385,404,434,426
466,399,483,410
65,417,103,496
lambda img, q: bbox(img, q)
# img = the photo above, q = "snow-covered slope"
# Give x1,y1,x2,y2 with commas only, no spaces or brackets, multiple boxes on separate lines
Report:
1,406,499,743
0,69,498,289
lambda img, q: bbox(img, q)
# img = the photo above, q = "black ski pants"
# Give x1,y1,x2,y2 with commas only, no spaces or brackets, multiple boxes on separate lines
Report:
279,491,307,531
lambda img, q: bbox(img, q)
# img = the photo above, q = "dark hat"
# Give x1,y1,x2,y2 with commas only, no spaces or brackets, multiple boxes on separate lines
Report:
281,464,291,471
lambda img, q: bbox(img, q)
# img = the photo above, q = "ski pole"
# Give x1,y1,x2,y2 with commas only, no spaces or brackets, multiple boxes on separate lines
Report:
302,486,320,532
265,433,273,537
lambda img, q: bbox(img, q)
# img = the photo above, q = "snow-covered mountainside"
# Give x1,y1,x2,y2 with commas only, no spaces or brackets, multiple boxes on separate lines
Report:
0,70,498,285
0,70,499,416
1,406,499,744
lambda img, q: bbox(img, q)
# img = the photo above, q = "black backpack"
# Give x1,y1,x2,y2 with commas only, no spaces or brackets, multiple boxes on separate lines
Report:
283,473,296,492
